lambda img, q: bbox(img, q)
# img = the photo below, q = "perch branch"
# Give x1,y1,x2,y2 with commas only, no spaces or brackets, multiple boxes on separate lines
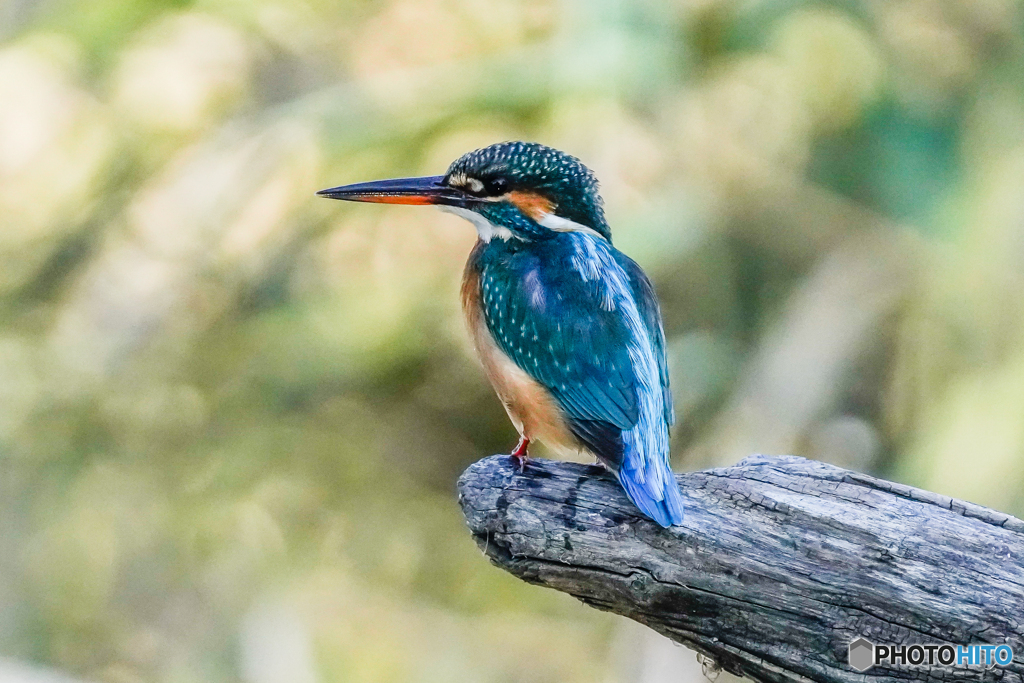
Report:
457,454,1024,683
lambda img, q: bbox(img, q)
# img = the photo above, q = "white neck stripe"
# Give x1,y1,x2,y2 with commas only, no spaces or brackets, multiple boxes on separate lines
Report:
537,212,607,241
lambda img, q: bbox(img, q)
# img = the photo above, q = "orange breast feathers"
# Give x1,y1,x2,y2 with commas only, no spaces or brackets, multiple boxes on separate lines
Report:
460,254,580,456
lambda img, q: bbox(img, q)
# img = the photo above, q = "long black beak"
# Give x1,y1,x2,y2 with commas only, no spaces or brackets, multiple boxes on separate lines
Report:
316,175,469,207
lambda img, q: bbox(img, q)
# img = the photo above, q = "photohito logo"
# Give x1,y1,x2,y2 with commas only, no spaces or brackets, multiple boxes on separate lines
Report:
848,638,1015,672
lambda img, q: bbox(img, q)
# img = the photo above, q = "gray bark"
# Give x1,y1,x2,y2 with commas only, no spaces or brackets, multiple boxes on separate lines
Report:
456,454,1024,683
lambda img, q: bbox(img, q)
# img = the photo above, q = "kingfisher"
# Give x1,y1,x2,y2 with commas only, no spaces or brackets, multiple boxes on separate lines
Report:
317,142,684,527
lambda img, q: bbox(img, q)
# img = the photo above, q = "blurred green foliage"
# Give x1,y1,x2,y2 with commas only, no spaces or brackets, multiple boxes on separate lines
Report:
1,0,1023,681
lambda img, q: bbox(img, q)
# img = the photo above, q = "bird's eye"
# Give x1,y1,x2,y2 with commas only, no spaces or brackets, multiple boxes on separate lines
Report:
485,177,509,196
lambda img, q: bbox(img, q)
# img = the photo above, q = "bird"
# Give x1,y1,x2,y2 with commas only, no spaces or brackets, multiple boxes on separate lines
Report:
317,142,684,527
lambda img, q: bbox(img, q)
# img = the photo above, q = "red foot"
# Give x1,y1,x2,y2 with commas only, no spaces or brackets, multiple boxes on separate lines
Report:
510,436,530,472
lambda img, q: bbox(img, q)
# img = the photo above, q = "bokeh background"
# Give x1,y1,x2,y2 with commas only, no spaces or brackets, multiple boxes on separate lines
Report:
1,0,1023,681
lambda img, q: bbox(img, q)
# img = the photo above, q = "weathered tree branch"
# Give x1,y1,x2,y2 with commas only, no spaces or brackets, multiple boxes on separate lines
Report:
457,454,1024,683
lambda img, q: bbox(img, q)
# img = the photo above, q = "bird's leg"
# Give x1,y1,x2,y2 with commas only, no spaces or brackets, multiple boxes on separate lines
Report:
510,436,530,472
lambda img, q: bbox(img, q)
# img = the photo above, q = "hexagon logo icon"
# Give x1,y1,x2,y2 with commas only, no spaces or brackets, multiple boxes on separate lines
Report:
849,638,875,672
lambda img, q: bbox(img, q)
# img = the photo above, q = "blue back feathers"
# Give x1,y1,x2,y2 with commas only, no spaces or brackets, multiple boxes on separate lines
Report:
473,230,684,527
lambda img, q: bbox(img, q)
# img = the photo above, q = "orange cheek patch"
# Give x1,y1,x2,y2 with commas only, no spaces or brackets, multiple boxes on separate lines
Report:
507,191,554,221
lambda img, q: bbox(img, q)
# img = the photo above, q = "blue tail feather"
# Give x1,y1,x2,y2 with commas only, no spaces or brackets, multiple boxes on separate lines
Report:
616,461,685,528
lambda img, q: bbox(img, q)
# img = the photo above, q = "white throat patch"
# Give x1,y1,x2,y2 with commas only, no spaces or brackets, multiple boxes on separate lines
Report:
441,206,515,242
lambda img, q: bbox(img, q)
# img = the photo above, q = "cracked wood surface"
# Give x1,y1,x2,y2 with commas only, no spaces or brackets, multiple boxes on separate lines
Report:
457,454,1024,683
